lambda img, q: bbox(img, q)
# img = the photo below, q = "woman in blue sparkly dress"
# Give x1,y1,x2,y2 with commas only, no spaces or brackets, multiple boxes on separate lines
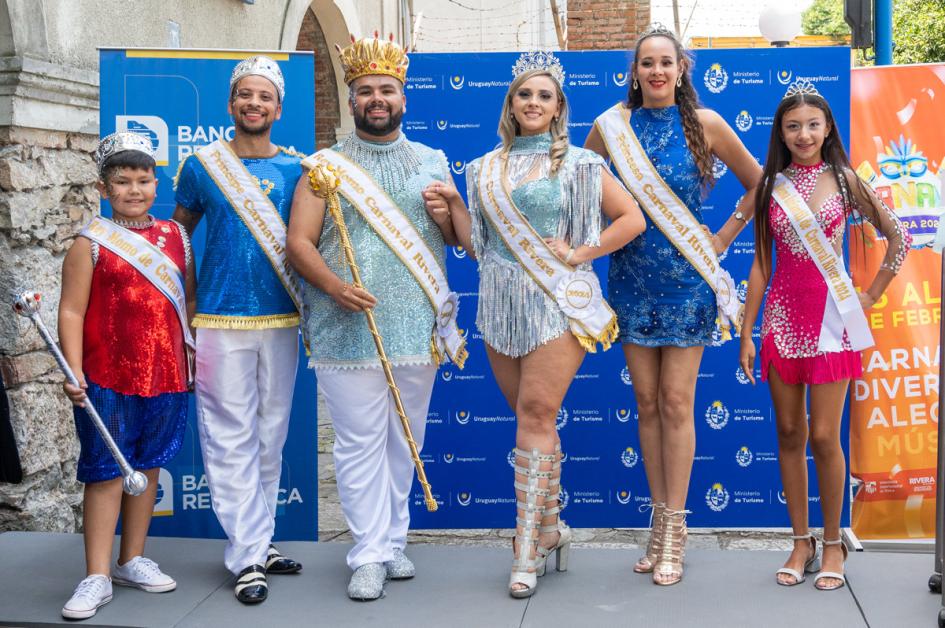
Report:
585,25,761,586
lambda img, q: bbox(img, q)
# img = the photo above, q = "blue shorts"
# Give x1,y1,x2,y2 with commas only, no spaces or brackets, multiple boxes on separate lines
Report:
74,380,188,484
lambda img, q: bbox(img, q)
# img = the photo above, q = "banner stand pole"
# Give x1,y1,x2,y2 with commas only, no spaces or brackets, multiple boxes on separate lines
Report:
934,251,945,627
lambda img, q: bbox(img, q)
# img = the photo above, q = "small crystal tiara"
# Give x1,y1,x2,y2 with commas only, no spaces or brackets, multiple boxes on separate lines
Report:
640,22,676,40
783,78,820,99
230,55,286,101
512,51,566,85
94,132,155,174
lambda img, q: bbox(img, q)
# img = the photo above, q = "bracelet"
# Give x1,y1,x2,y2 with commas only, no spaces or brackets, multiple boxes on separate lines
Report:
733,210,749,224
565,248,575,263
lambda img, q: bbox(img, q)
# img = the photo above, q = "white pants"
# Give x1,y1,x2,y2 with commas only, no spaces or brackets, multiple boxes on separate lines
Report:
195,327,299,574
317,364,436,570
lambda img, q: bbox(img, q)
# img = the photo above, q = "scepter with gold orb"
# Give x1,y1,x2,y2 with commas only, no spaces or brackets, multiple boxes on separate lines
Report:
308,163,438,513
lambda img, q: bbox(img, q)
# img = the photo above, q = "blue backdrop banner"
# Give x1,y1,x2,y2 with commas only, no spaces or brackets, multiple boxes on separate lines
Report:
98,49,318,541
401,48,852,528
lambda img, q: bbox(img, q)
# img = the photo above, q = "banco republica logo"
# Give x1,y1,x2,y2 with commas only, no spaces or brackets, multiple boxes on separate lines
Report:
153,467,174,517
705,401,730,430
116,115,169,166
621,446,639,468
705,482,730,512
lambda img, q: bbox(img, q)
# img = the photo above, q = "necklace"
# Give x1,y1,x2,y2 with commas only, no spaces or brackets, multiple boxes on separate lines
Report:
338,130,422,193
112,215,155,230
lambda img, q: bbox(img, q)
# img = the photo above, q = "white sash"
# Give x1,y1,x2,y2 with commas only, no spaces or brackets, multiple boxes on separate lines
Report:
302,149,468,368
195,139,303,315
595,103,741,340
771,173,874,352
476,149,618,353
81,216,196,381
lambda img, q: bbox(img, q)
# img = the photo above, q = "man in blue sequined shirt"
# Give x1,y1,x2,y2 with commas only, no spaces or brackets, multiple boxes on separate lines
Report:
172,55,303,606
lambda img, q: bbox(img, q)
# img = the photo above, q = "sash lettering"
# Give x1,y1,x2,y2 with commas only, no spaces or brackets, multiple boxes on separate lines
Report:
771,173,873,351
595,103,741,340
302,149,467,368
195,140,304,314
476,150,618,353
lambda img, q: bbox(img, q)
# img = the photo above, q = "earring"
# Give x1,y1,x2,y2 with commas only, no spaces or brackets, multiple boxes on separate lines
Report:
632,78,639,90
676,77,682,88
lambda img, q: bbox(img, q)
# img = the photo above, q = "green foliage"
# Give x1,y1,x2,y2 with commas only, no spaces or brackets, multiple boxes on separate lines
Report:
893,0,945,64
802,0,850,37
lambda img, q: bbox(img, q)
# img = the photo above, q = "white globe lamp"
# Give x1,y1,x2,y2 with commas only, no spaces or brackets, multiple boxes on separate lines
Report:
758,5,802,47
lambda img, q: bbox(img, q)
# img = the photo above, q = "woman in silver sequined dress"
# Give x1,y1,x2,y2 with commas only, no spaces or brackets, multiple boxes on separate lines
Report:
436,66,645,598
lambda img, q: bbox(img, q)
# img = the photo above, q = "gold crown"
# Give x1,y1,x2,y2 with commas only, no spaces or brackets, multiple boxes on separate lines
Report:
337,32,409,85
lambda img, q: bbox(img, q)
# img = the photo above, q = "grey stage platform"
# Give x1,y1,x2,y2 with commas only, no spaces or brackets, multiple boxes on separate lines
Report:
0,531,939,627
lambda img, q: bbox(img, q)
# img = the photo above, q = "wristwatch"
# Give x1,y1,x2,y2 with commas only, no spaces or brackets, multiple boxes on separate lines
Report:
733,210,749,224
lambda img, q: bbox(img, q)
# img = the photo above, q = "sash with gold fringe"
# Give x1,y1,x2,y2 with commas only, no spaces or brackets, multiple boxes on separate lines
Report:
595,103,741,340
476,148,618,353
195,139,304,316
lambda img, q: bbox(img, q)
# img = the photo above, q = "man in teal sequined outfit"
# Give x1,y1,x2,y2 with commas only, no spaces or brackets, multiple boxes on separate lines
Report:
287,35,467,601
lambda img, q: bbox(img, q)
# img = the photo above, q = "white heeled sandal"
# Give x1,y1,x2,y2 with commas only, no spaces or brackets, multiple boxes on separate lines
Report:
775,533,820,586
814,538,848,591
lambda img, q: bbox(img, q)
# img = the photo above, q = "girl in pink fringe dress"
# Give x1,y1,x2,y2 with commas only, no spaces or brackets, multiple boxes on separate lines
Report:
740,82,910,593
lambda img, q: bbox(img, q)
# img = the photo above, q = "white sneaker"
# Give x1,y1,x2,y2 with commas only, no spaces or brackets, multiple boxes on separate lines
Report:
112,556,177,593
62,574,113,619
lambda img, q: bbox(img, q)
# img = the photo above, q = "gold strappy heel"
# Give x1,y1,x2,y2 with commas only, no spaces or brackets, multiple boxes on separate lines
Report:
634,501,666,573
653,508,689,586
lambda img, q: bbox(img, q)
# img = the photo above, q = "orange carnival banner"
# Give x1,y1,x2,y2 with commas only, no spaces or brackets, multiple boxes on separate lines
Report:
850,64,945,539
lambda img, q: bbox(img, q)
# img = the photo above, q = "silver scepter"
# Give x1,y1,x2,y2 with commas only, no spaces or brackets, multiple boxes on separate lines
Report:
12,290,148,496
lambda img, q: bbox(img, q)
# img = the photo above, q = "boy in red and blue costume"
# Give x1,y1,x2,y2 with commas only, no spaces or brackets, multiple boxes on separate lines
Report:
58,131,196,620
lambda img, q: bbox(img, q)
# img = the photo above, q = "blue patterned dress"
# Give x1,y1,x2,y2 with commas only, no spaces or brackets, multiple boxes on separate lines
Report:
607,105,715,347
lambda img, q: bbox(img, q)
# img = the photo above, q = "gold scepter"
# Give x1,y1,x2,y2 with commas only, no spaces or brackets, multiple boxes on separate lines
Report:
308,164,438,513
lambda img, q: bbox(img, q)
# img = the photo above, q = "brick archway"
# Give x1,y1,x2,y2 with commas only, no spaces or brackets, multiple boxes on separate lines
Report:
296,8,341,149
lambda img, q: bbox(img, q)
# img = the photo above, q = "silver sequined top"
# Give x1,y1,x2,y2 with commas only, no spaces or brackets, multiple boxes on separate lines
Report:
302,132,452,370
466,133,606,357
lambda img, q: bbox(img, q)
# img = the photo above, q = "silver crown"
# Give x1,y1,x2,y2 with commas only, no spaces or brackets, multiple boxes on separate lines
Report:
783,78,820,99
640,22,676,40
94,131,155,174
230,55,286,101
512,51,566,85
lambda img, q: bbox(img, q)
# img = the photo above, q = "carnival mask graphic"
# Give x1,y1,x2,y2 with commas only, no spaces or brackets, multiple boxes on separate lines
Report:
857,135,944,248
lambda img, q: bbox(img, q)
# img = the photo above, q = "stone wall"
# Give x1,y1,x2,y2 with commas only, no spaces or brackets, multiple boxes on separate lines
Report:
0,126,100,531
566,0,650,50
